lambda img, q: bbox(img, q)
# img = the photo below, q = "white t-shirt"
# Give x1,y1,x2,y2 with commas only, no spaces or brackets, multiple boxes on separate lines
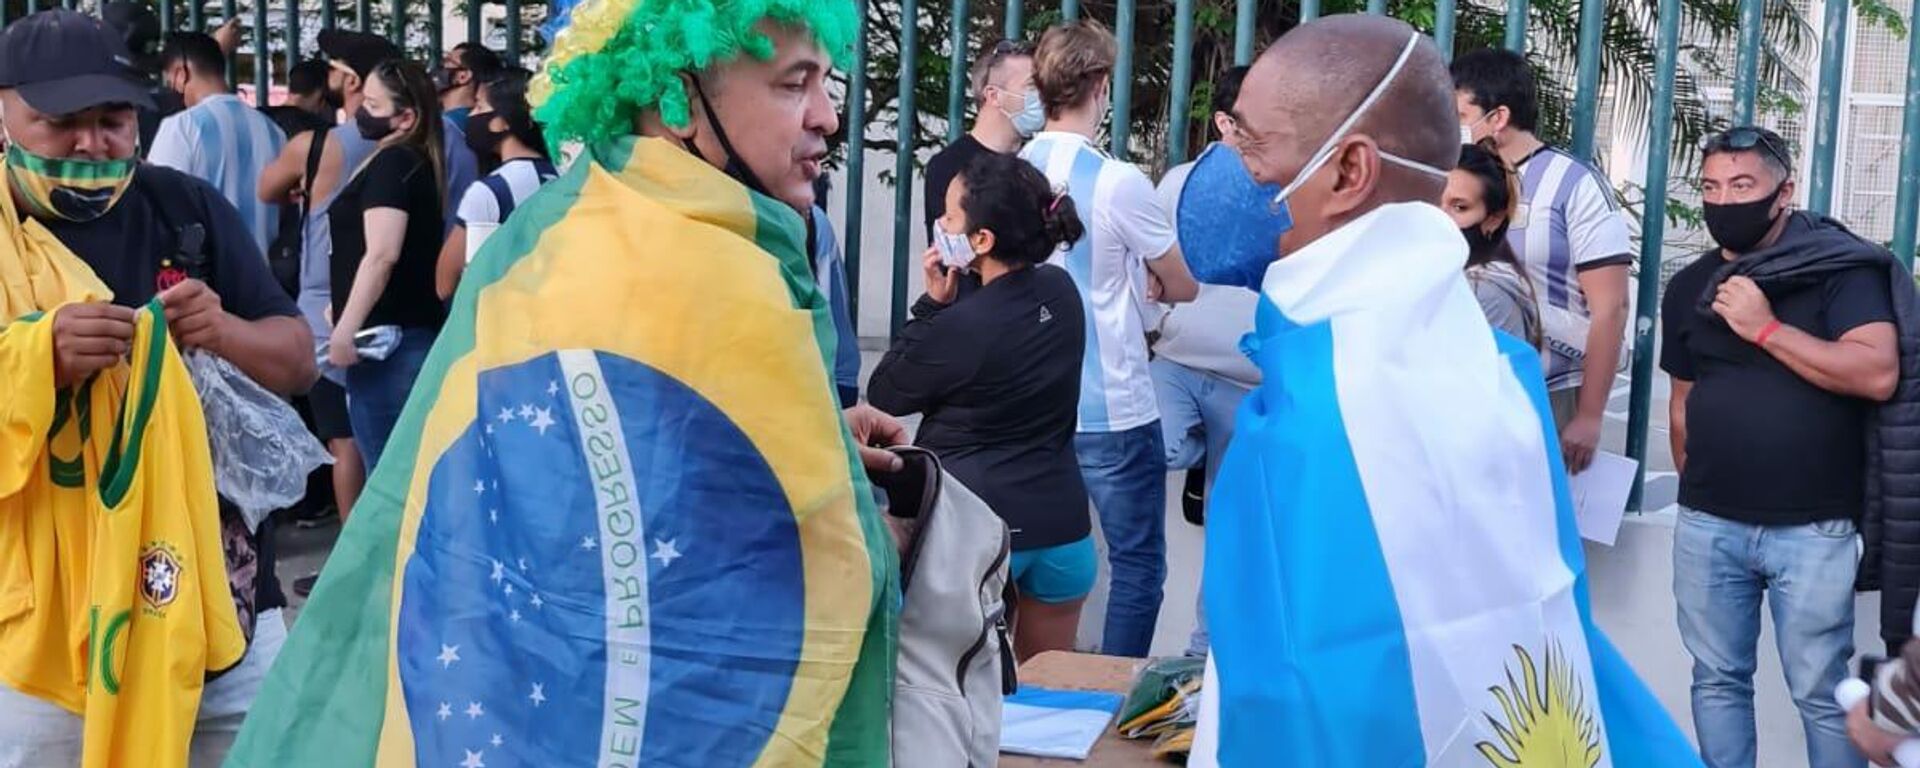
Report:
1150,154,1262,389
1508,146,1633,390
1019,131,1177,433
456,157,559,263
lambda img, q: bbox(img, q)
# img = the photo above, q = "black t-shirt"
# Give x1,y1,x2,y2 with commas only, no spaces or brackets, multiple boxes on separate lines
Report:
1660,214,1895,525
261,105,332,140
329,144,447,330
868,265,1091,549
923,134,989,239
41,163,299,613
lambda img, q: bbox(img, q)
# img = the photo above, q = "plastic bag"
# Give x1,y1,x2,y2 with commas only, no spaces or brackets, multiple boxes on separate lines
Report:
314,325,402,385
185,351,332,532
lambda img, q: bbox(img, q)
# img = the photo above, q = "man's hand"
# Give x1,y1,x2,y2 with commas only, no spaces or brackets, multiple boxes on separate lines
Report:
159,279,233,353
921,247,960,306
1849,700,1907,767
844,403,907,473
1711,276,1777,343
1562,413,1601,474
327,326,360,369
213,18,242,56
51,302,136,387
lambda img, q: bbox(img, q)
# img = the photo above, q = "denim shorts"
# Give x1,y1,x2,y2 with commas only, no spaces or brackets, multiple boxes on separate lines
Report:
1009,536,1097,604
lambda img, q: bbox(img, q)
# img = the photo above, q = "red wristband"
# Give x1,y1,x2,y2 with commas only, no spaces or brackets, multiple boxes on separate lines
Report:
1755,320,1783,346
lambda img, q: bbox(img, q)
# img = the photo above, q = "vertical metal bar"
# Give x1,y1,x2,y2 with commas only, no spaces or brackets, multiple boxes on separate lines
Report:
1062,0,1078,22
892,0,919,337
1435,0,1457,60
1889,0,1920,265
1504,0,1527,52
1627,0,1681,511
1807,0,1848,214
505,0,520,63
845,0,871,324
254,0,269,106
428,0,443,62
945,0,968,144
467,0,481,45
1569,0,1605,158
1168,0,1195,164
356,0,368,32
1299,0,1321,23
322,0,335,30
159,0,172,31
191,0,204,30
1004,0,1021,38
224,0,237,82
1110,0,1134,158
1732,0,1763,124
24,0,38,17
1366,0,1386,15
388,0,402,43
285,0,300,75
1234,0,1254,62
2,0,11,28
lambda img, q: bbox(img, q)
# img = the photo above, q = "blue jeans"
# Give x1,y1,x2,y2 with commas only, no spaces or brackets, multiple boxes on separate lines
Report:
1151,358,1252,656
1673,506,1862,768
1075,421,1167,658
345,328,436,474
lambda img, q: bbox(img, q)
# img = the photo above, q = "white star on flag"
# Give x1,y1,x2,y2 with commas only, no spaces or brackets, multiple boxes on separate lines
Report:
517,557,528,572
465,701,485,719
490,560,505,584
652,538,682,568
488,508,499,524
529,683,546,707
496,407,514,423
509,609,521,623
436,701,452,721
580,536,597,551
437,644,461,669
485,423,496,436
529,407,557,435
473,480,486,494
503,582,515,597
519,403,536,420
460,749,486,768
529,593,544,609
491,733,504,748
547,380,559,397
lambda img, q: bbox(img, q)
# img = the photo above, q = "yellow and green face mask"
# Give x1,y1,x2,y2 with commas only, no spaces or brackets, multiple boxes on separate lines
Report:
3,144,136,222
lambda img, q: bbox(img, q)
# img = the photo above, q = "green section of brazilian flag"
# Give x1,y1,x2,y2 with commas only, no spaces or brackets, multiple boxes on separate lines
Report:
226,137,897,768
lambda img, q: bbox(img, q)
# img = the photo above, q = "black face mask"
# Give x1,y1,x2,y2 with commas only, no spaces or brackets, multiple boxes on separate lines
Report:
1460,219,1509,265
1703,184,1784,254
355,107,398,142
466,120,508,175
683,75,772,199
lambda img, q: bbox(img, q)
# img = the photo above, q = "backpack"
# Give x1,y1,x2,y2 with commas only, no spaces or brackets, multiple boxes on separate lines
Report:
875,446,1016,768
265,124,330,298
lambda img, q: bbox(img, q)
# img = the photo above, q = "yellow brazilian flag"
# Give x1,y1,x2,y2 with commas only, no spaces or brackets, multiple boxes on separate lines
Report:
229,137,898,767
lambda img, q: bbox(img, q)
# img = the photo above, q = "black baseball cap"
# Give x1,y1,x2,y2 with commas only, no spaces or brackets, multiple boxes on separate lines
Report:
100,1,162,73
0,10,154,115
318,29,401,80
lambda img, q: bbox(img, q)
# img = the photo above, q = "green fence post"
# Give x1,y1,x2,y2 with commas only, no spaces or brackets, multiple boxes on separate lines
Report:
158,0,172,31
1168,0,1195,165
1626,0,1681,510
1234,0,1254,62
892,0,919,337
190,0,203,30
25,0,38,18
1732,0,1763,124
1111,0,1134,158
388,0,402,43
286,0,300,74
322,0,335,30
1435,0,1456,60
356,0,368,31
845,0,870,324
254,0,269,105
1299,0,1321,22
1062,0,1078,22
1569,0,1604,158
1005,0,1021,37
467,0,480,44
1890,0,1920,265
1366,0,1386,14
428,0,442,61
224,0,237,82
1807,0,1848,214
505,0,520,62
945,0,969,144
1504,0,1526,52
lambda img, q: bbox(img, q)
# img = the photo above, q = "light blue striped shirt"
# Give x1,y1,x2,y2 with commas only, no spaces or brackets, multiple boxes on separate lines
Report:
149,93,287,255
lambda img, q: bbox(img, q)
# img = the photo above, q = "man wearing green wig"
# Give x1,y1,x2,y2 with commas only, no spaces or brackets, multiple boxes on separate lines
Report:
225,1,904,766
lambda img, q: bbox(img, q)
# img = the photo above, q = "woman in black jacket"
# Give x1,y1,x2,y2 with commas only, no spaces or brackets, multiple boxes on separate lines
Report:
868,152,1090,660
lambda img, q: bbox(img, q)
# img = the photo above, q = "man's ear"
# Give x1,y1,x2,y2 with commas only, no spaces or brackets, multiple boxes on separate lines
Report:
1776,178,1797,215
666,72,702,141
1324,136,1381,219
972,228,997,257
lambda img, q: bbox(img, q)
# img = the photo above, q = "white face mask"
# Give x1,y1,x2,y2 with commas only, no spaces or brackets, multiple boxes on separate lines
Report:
1459,123,1475,146
934,228,977,271
1270,31,1451,211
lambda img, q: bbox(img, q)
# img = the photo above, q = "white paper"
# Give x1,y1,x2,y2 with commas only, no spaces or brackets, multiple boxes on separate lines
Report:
1569,451,1637,546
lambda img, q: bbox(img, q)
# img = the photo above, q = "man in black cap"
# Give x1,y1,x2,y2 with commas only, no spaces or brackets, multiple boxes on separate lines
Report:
0,10,314,764
100,0,182,157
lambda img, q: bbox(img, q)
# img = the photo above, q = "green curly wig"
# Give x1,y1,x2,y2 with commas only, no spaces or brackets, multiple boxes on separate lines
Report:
533,0,857,148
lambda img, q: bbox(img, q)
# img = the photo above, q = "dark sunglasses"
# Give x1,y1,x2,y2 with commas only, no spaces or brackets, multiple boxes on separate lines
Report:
1704,127,1791,172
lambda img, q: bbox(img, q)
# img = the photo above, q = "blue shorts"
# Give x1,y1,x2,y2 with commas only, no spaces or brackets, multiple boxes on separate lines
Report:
1009,536,1097,604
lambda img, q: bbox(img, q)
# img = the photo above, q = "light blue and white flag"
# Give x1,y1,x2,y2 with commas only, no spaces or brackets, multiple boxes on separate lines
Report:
1191,203,1698,767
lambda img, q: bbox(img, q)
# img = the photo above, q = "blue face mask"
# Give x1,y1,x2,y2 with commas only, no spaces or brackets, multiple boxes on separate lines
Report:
1006,89,1046,139
1175,143,1292,291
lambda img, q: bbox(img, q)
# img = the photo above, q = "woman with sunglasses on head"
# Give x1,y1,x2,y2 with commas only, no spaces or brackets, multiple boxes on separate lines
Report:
435,68,559,299
326,59,449,471
1443,142,1541,348
868,151,1091,661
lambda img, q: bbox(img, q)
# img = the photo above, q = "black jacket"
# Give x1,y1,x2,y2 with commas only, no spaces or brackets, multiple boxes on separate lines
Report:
1698,213,1920,649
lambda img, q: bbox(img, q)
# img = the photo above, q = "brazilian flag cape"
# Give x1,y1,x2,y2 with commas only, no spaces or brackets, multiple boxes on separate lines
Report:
226,137,898,767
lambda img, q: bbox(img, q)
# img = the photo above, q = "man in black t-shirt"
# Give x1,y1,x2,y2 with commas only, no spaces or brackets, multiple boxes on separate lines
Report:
1660,126,1899,767
0,11,315,762
922,39,1035,239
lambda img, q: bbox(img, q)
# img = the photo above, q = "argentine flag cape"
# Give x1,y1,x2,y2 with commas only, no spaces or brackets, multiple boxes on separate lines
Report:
227,137,898,767
1190,203,1697,767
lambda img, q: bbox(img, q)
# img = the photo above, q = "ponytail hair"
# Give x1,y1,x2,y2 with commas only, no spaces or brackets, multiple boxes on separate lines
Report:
955,152,1084,267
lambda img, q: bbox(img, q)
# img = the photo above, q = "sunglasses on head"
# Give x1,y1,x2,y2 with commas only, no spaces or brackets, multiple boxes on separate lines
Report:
1705,127,1791,172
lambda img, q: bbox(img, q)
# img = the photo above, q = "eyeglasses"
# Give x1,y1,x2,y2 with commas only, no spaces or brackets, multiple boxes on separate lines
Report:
1704,127,1792,172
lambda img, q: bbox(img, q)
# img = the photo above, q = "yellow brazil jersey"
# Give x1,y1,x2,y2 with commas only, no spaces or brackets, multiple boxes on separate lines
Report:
0,295,245,766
